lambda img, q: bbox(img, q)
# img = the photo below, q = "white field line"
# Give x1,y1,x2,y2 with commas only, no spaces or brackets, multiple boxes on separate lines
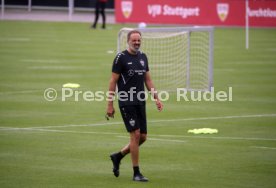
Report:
152,134,276,141
250,146,276,150
27,66,94,70
0,127,276,142
117,135,187,143
0,127,122,136
0,89,43,95
0,122,122,130
21,59,62,63
0,37,30,42
148,114,276,125
0,113,275,142
4,113,274,130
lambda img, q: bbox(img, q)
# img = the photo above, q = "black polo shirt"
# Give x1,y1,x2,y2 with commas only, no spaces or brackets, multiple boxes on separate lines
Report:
112,50,149,107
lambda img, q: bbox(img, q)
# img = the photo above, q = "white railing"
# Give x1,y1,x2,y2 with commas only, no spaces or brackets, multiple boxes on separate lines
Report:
1,0,73,19
0,0,114,20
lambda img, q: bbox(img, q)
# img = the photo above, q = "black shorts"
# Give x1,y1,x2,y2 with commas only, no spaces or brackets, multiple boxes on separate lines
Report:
119,105,147,134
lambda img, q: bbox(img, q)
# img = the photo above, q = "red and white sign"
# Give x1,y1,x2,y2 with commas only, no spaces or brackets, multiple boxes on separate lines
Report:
248,1,276,27
115,0,276,27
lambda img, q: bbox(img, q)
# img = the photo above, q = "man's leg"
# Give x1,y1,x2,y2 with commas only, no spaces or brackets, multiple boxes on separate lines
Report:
92,2,100,28
129,129,140,167
131,105,148,181
130,131,148,182
110,105,148,181
100,2,106,29
110,132,146,177
121,133,147,155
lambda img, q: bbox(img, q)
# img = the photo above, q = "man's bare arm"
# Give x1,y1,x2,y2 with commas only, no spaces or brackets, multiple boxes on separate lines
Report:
106,73,120,118
144,72,163,111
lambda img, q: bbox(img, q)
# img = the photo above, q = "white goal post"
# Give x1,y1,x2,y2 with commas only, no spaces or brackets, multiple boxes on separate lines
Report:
117,27,214,92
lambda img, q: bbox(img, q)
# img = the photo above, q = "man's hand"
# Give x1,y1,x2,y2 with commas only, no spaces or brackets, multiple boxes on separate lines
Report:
106,105,115,120
156,100,163,112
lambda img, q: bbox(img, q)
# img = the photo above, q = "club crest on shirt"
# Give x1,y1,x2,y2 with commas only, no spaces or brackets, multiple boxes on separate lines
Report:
140,60,145,67
129,118,135,127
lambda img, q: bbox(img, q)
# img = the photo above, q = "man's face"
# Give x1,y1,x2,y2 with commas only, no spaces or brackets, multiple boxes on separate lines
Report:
128,33,141,54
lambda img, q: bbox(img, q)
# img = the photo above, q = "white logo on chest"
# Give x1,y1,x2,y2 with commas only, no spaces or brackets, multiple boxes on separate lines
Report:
140,60,145,67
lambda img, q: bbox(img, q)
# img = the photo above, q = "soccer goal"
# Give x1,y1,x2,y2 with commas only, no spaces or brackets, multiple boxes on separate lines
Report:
117,27,214,92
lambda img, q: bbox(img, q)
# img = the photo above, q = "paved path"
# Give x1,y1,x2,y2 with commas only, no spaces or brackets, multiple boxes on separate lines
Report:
0,9,115,24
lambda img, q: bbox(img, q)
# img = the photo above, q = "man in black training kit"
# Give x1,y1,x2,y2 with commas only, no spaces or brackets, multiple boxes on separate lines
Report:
106,30,163,182
92,0,107,29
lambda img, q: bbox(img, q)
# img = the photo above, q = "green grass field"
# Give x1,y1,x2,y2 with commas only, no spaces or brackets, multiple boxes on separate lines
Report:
0,21,276,188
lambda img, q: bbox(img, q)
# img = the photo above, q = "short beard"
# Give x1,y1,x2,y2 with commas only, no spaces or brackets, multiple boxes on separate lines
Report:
130,45,139,54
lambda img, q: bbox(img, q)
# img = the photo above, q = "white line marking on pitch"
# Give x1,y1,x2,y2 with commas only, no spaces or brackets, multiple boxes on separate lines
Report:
0,90,42,95
116,136,187,143
1,127,276,141
0,127,122,136
250,146,276,150
148,114,276,125
0,122,122,130
21,59,61,63
10,113,275,130
0,38,30,42
152,134,276,141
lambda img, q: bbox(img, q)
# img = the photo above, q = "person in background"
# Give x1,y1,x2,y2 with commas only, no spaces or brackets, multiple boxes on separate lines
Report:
92,0,107,29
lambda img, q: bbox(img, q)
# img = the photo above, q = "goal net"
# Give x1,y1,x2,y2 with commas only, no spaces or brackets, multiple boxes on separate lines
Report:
117,27,214,92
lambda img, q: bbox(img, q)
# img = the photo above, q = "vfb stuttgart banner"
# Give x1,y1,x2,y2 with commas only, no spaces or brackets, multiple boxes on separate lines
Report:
115,0,276,27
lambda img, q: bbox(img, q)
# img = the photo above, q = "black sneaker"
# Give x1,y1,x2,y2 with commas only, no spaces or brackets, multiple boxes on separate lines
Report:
91,24,96,29
133,173,149,182
110,153,120,177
